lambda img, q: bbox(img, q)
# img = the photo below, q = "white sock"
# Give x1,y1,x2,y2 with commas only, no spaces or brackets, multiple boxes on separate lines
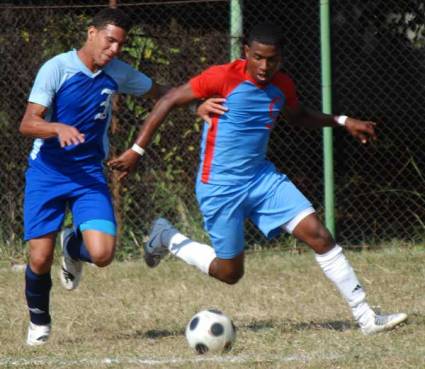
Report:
315,245,375,325
166,233,216,275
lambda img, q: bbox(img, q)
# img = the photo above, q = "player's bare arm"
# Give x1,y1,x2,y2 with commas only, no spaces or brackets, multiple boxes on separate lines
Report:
144,81,170,100
147,82,227,125
285,105,377,144
19,103,85,147
108,82,197,179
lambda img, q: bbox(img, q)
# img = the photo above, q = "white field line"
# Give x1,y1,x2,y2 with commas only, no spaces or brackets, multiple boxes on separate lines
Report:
0,352,341,367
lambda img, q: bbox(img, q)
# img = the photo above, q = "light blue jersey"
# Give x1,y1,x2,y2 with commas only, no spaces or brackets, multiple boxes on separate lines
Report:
28,49,152,172
190,59,298,185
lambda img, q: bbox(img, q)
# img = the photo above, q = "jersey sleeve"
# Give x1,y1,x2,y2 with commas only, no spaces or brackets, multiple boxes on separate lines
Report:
110,59,153,96
189,65,227,99
28,57,62,108
273,73,299,109
285,77,299,108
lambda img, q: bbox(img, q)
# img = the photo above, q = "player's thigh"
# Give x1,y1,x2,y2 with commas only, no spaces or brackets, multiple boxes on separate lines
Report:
70,181,116,230
70,184,117,262
24,169,67,241
249,173,313,239
196,183,246,259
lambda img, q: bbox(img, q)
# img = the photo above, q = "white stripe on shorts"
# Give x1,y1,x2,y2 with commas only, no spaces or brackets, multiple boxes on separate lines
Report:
282,207,316,234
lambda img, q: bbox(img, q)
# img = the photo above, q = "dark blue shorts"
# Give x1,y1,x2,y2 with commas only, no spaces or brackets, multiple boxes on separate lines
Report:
24,164,116,240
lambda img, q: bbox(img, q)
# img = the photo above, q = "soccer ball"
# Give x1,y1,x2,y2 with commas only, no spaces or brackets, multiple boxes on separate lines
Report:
185,309,236,354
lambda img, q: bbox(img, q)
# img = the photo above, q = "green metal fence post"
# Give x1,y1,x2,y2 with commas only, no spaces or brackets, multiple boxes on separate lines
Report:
320,0,336,236
230,0,243,61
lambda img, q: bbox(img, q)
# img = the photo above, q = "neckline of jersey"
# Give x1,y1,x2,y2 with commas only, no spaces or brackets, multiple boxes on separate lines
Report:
241,59,270,89
72,49,104,78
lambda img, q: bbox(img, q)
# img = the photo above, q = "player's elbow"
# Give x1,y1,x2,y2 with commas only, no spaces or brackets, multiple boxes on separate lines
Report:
19,120,31,136
162,87,183,107
159,84,194,108
152,88,179,112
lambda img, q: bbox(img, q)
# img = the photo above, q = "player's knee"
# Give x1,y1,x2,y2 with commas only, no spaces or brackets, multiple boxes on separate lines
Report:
294,214,334,253
210,253,245,284
219,267,244,285
29,254,53,274
90,249,115,267
85,236,116,267
310,226,334,253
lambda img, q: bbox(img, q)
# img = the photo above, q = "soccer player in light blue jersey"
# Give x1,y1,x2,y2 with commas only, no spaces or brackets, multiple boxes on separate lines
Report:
110,23,407,336
19,8,221,346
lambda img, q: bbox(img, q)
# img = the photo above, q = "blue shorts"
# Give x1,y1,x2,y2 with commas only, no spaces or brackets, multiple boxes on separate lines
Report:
195,164,313,259
24,163,116,240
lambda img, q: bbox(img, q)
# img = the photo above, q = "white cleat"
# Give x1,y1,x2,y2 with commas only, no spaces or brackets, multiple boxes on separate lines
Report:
144,218,173,268
26,322,51,346
361,312,407,335
59,228,82,290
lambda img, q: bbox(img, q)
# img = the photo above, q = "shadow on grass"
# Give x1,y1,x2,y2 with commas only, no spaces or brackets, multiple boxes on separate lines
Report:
244,319,355,333
116,318,357,342
111,312,423,342
143,329,185,338
117,328,185,340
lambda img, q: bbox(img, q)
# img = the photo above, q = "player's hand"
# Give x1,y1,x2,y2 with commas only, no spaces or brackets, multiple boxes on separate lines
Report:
107,149,141,181
345,118,377,144
197,98,228,126
54,123,85,147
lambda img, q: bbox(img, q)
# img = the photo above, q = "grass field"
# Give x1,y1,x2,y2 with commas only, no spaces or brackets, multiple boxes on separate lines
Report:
0,243,424,368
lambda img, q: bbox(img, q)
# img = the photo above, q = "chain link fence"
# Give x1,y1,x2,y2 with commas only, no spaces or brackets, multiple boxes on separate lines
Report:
0,0,423,255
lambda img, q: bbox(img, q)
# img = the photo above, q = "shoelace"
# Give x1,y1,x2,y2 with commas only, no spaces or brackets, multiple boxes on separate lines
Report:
62,267,75,282
37,335,49,342
375,315,389,326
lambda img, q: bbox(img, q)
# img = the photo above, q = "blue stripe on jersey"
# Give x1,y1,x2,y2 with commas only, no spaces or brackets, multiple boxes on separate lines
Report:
79,219,116,235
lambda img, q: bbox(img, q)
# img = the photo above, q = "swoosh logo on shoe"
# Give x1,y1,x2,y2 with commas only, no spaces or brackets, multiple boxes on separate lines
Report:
62,267,75,282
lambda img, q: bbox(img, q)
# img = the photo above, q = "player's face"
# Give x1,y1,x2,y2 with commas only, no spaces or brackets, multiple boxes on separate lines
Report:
244,41,282,84
88,24,126,67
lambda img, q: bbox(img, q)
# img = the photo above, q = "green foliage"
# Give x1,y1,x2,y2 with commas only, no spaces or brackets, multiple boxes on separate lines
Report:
123,25,171,67
376,154,425,239
40,14,88,59
386,0,425,48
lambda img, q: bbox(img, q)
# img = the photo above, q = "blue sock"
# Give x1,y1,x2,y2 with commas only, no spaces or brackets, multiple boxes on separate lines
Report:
25,265,52,325
66,229,92,262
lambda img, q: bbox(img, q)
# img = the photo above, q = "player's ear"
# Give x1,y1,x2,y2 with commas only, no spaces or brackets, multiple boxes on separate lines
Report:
243,44,250,59
87,26,97,42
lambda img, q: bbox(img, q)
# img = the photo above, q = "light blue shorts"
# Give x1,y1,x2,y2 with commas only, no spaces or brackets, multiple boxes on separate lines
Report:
195,164,313,259
24,164,116,240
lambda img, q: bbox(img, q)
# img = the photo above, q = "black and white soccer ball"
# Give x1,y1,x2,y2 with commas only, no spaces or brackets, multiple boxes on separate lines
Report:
185,309,236,354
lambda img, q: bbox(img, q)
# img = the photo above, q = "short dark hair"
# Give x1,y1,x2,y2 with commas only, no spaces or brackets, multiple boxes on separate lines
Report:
90,8,132,33
247,23,283,48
